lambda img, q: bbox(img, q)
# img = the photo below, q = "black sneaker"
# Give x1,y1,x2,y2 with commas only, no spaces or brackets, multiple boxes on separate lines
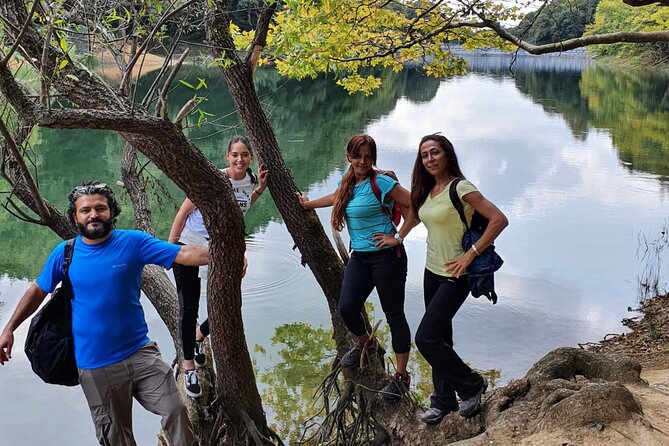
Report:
194,339,206,368
421,405,458,424
340,337,378,368
184,369,202,398
459,377,487,418
379,371,410,402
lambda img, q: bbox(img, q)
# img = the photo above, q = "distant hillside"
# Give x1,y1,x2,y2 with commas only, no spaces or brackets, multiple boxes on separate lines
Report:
512,0,599,45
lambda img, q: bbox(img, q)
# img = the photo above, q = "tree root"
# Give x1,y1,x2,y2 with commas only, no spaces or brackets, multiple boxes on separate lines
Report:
207,396,283,446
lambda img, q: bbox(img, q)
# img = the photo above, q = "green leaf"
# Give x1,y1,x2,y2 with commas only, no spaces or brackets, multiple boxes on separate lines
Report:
179,79,195,89
195,78,208,91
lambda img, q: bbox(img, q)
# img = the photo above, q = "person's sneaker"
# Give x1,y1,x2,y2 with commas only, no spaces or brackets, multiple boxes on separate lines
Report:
459,377,488,418
194,339,206,368
421,405,458,424
379,371,410,402
184,369,202,398
340,337,378,368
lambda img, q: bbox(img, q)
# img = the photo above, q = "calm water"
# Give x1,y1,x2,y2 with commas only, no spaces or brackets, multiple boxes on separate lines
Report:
1,58,669,444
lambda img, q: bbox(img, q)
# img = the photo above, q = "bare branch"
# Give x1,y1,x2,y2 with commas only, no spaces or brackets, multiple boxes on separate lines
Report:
152,48,190,115
481,20,669,54
0,0,40,68
119,0,196,93
623,0,669,6
0,118,51,220
245,3,278,74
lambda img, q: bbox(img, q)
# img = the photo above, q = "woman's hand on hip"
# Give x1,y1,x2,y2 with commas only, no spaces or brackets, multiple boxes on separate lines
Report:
372,232,399,248
445,251,475,278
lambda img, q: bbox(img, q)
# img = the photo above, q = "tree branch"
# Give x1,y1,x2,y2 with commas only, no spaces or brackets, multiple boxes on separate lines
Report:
481,20,669,54
623,0,669,6
35,108,171,132
245,3,277,74
0,118,51,221
119,0,196,94
0,0,40,68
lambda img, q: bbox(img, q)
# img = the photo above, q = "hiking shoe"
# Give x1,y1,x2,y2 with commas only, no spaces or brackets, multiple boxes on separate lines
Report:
379,371,410,402
340,337,378,368
194,339,206,368
421,405,458,424
459,378,487,418
184,369,202,398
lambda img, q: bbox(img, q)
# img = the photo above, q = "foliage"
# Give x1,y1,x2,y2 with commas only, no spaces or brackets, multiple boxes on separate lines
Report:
512,0,600,45
586,0,669,64
231,0,522,93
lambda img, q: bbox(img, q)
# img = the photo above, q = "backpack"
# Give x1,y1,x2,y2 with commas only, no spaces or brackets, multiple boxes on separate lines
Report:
369,169,401,227
449,178,503,304
24,238,79,386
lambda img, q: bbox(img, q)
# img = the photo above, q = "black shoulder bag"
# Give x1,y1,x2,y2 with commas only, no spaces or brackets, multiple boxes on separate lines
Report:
449,179,503,304
24,238,79,386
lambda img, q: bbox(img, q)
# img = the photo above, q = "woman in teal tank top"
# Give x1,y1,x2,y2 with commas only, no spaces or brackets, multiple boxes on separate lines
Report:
296,134,415,401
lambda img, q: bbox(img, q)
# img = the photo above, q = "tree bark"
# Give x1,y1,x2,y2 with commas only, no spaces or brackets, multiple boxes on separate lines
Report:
205,0,352,357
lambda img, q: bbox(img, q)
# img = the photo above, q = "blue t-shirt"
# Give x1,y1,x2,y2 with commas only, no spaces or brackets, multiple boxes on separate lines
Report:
345,173,397,252
36,230,180,369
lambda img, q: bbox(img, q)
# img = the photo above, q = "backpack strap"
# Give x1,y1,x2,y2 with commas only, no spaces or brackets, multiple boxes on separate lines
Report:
448,178,470,231
370,170,393,219
63,238,76,286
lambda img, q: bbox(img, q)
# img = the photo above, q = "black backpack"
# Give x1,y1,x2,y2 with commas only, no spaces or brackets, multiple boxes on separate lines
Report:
24,238,79,386
449,179,503,304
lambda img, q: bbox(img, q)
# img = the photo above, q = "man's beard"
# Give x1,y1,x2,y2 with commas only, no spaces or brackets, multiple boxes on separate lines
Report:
77,218,113,239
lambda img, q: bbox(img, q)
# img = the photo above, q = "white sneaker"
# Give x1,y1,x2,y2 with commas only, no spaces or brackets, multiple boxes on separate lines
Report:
184,369,202,398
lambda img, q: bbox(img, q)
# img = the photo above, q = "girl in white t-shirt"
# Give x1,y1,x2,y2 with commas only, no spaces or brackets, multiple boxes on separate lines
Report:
168,136,267,398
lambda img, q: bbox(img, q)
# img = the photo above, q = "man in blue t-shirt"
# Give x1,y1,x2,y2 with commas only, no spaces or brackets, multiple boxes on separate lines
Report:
0,182,208,446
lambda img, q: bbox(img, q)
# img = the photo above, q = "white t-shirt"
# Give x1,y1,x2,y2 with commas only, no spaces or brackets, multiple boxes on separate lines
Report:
182,169,255,240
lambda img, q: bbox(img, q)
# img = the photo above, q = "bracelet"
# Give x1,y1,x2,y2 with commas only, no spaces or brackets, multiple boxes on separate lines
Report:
471,244,480,256
254,188,263,196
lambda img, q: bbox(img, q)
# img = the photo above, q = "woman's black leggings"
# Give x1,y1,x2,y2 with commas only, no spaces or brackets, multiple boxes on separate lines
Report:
416,269,484,410
173,263,202,362
337,246,411,354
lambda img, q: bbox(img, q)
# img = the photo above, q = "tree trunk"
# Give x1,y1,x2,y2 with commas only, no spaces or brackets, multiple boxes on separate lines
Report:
204,0,352,356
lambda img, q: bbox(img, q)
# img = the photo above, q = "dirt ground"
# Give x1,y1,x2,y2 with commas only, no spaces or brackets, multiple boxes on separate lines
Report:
501,293,669,445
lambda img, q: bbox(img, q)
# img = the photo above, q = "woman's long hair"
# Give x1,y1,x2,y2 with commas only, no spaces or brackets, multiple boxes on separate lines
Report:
227,135,257,184
331,134,377,231
410,134,465,212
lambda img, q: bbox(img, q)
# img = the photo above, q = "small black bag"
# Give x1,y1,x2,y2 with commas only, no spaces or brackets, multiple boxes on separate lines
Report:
449,179,503,304
24,238,78,386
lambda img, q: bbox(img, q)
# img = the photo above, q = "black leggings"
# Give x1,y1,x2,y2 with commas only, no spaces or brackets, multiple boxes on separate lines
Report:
416,269,484,410
173,263,207,362
337,246,411,354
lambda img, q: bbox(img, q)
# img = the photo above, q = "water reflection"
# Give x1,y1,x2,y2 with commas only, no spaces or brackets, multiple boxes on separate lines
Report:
1,58,669,444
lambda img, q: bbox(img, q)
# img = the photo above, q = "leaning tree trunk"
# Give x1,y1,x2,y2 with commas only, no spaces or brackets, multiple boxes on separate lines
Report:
204,0,353,357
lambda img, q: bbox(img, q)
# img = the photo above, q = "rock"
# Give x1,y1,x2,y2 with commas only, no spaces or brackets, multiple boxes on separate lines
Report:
526,347,644,385
536,382,643,430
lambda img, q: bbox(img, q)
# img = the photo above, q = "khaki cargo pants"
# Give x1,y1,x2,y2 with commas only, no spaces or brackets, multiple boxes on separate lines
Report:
78,341,194,446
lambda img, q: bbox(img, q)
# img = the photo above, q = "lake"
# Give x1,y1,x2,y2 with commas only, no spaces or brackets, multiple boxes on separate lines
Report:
1,55,668,444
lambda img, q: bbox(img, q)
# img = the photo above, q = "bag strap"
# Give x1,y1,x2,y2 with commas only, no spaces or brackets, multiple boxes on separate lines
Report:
370,170,395,222
369,170,385,209
448,178,470,231
63,238,76,286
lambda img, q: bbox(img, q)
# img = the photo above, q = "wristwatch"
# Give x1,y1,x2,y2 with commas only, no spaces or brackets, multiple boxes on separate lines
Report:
394,233,404,244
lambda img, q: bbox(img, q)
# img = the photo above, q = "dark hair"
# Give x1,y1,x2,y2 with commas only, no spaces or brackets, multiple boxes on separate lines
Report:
331,134,377,231
66,181,122,226
410,134,465,212
227,135,257,184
